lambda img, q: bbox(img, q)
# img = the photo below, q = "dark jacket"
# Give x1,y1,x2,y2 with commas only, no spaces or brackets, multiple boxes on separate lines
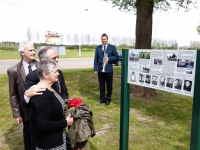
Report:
174,84,181,90
30,89,67,149
94,44,118,73
7,60,37,121
67,104,96,148
184,85,191,91
21,68,72,149
166,83,173,88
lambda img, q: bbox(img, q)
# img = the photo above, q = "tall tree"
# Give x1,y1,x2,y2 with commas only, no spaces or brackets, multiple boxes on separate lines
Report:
102,0,196,98
35,30,40,43
26,27,33,41
60,33,65,45
66,34,71,45
73,34,79,45
197,25,200,35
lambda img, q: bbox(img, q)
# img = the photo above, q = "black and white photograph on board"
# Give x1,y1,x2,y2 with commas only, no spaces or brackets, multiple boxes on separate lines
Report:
183,80,192,92
174,78,182,90
166,77,174,88
139,73,144,82
145,74,151,84
159,76,165,87
152,75,158,85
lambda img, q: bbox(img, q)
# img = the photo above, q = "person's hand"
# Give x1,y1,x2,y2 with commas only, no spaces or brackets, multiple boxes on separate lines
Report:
105,57,109,64
16,117,22,124
66,114,74,126
25,84,46,97
94,71,98,74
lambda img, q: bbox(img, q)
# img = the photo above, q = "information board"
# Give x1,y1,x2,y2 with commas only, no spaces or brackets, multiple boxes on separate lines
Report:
127,49,197,97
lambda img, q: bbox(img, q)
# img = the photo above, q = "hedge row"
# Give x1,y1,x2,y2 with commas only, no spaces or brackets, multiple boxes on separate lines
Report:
0,46,18,51
1,44,179,51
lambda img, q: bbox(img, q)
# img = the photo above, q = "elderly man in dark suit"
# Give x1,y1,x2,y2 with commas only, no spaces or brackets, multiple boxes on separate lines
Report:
22,46,73,150
7,41,37,150
94,33,119,106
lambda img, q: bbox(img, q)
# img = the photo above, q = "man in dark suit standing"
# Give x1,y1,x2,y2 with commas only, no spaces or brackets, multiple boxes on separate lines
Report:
7,41,37,150
22,46,73,150
94,33,119,106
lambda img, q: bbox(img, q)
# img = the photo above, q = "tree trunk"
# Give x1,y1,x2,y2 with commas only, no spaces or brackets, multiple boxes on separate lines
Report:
131,0,156,98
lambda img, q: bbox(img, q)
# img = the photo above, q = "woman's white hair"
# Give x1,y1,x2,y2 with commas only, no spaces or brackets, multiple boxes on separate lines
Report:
37,59,57,80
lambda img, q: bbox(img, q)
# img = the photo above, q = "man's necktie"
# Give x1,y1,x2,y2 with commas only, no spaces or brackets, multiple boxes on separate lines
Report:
28,64,32,73
103,45,106,51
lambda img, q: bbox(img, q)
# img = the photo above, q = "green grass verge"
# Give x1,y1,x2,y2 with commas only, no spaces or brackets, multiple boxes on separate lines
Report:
0,50,95,59
0,67,192,149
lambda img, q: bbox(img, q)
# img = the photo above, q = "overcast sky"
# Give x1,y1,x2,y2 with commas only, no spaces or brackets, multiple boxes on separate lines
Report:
0,0,199,46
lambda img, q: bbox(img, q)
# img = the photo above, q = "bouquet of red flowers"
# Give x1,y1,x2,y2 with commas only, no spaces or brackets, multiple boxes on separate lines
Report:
68,98,83,109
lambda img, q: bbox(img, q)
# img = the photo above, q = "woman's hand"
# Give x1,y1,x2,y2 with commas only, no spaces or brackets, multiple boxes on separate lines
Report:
66,114,74,126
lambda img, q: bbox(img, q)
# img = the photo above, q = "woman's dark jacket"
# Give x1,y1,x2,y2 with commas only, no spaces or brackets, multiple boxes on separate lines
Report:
30,89,67,149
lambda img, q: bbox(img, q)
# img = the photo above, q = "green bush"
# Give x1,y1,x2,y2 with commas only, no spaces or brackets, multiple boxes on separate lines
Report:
0,46,18,51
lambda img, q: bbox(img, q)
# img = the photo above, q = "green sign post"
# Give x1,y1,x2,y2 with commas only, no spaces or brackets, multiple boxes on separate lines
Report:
190,50,200,150
120,49,130,150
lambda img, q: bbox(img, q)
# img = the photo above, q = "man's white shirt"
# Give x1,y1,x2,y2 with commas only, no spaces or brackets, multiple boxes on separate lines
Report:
23,60,36,103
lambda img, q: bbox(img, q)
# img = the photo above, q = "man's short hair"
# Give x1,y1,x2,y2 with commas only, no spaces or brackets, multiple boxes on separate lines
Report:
18,41,33,52
101,33,108,39
38,46,53,60
18,41,33,57
175,79,179,82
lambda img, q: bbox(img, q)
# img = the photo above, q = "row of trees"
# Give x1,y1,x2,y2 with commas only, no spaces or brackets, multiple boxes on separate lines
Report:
26,28,199,49
26,28,136,46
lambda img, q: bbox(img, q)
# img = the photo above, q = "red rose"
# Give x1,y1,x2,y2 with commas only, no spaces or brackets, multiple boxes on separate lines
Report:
68,98,83,108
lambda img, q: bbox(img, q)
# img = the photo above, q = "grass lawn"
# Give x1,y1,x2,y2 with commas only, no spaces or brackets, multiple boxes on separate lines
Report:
0,49,95,59
0,67,192,150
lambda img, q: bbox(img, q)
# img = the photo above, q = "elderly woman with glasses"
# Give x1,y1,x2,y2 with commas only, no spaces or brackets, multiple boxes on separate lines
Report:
29,59,73,150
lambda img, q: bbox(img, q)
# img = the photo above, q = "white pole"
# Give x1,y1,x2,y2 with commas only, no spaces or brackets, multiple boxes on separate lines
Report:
78,9,88,58
79,44,81,57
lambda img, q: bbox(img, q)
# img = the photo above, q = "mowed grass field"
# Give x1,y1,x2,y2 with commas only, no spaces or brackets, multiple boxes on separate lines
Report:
0,49,95,59
0,67,193,150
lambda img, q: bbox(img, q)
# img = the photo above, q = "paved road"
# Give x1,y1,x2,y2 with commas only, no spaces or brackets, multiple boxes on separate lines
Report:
0,58,94,74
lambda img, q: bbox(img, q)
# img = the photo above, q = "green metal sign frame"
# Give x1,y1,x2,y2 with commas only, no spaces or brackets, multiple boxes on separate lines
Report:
120,49,130,150
190,50,200,150
120,49,199,150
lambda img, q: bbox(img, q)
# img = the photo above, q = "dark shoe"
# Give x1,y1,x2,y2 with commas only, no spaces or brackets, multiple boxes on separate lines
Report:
106,101,110,106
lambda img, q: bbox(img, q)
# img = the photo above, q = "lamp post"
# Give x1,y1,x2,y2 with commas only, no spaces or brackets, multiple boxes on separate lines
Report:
78,9,89,57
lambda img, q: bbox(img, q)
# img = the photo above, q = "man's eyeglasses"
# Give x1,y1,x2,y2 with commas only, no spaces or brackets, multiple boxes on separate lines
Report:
50,56,59,60
28,49,35,52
